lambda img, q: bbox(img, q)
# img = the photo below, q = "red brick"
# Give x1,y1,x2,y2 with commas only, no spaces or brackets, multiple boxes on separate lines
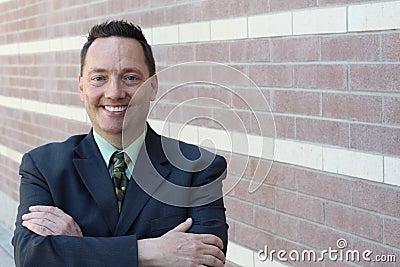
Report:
298,220,351,250
276,189,324,223
150,0,174,7
322,93,381,123
384,96,400,126
296,117,349,147
149,102,176,120
195,43,230,62
273,90,320,116
249,109,279,137
352,180,400,218
234,223,276,251
211,64,250,87
122,0,150,9
271,37,319,62
384,218,400,248
325,259,360,267
326,202,383,242
138,9,165,28
271,114,295,139
230,39,270,63
232,179,274,208
152,46,168,64
382,32,400,61
350,64,400,92
294,64,347,90
227,154,254,180
166,44,195,63
270,0,317,11
191,0,230,21
321,34,379,61
350,124,400,156
231,88,270,111
296,169,351,204
228,0,269,16
225,196,253,224
175,103,214,125
319,0,368,5
213,108,251,132
254,206,299,240
249,64,292,88
163,4,194,25
156,84,197,104
261,163,297,190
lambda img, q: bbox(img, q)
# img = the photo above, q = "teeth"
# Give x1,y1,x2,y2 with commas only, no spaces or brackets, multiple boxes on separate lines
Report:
105,106,127,112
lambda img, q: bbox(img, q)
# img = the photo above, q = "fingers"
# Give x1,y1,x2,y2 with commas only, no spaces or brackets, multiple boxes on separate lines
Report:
200,242,225,264
168,217,192,233
186,234,225,264
22,205,83,237
22,220,56,236
200,234,224,251
28,205,65,216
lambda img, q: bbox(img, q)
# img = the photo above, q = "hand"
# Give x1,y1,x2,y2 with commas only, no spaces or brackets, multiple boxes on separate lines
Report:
22,205,83,237
138,218,225,267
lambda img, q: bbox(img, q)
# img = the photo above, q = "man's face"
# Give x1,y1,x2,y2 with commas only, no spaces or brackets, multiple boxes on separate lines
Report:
78,37,157,142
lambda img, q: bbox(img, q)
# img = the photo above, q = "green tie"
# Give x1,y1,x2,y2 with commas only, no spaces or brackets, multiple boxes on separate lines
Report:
112,151,129,212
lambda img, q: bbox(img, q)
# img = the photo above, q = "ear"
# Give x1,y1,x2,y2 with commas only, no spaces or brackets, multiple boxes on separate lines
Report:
78,75,84,102
150,74,158,101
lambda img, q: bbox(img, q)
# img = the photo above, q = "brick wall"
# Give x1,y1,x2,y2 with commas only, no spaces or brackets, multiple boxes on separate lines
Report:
1,0,399,266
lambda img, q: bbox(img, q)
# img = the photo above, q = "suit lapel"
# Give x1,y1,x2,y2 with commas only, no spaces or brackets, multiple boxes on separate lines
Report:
73,130,119,234
115,126,171,235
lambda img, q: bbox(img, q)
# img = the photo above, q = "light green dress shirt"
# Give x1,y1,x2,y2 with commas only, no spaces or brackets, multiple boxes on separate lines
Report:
93,127,147,179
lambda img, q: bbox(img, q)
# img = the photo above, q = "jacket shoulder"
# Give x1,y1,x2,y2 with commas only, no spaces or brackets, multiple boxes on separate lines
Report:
25,134,87,161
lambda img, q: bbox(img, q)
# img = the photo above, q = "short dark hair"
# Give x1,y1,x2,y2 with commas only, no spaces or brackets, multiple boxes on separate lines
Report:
80,20,155,76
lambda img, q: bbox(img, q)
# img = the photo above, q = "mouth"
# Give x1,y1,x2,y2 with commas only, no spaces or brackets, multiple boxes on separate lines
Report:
103,105,128,113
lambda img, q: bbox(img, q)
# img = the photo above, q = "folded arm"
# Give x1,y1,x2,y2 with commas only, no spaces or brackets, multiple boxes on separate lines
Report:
14,152,227,267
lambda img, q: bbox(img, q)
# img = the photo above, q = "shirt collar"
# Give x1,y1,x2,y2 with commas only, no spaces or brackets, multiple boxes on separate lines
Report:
93,126,147,170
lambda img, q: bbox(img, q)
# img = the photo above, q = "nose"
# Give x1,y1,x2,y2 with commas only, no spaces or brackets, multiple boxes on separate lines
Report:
104,76,126,99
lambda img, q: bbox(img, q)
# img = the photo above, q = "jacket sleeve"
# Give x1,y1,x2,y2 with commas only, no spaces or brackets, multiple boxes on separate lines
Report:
13,153,139,267
186,154,229,255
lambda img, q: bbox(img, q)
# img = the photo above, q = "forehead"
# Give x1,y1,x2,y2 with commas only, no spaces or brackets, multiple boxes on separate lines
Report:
84,36,149,76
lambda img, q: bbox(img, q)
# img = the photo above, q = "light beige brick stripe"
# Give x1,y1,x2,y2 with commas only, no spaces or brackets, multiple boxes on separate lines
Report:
1,1,400,55
0,96,399,187
227,241,287,267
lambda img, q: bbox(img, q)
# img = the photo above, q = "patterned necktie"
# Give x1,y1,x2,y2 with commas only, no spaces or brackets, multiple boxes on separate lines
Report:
112,151,129,212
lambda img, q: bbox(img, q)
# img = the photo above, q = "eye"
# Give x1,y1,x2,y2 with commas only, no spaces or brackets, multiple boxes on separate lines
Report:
89,75,107,86
124,75,137,81
91,75,105,81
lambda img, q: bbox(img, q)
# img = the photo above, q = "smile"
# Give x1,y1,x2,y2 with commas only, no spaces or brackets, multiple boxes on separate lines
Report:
104,106,128,112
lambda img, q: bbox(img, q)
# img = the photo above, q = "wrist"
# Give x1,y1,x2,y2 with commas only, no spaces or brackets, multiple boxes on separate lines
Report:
138,238,161,267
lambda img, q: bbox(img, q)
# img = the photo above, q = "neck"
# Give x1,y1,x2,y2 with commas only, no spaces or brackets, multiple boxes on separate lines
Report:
96,126,146,149
104,133,123,149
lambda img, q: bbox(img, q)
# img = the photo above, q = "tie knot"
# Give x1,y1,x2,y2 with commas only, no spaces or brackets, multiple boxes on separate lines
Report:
112,151,127,170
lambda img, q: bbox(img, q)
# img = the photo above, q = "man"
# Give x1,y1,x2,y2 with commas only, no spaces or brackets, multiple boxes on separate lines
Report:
13,20,228,266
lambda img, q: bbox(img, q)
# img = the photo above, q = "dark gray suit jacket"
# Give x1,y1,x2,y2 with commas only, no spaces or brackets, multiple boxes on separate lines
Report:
13,126,228,266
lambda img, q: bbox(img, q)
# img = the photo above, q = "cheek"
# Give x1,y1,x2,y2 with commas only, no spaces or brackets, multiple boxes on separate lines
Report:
83,88,102,105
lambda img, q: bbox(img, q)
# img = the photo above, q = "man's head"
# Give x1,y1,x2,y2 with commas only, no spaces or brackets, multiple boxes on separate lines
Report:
80,20,155,77
78,20,158,148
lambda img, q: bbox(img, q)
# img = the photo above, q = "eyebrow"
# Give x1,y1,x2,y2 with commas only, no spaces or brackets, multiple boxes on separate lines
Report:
87,68,145,77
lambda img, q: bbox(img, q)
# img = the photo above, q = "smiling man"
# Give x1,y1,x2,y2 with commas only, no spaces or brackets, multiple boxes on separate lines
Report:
13,20,228,267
